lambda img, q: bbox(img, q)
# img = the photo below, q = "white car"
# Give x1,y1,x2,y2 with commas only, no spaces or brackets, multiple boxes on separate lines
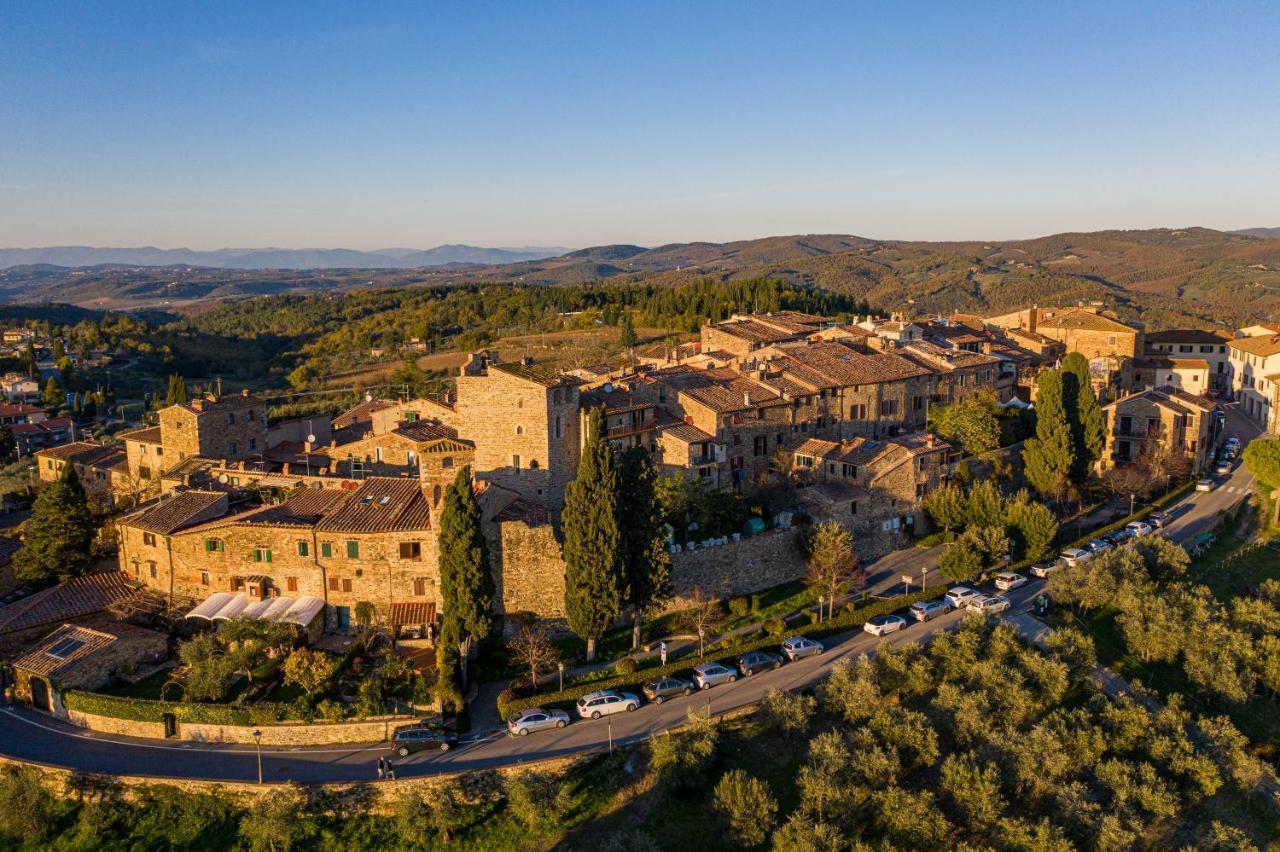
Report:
968,594,1011,615
1029,562,1060,578
994,571,1027,591
1125,521,1153,537
863,614,907,636
781,636,824,661
1059,547,1093,568
575,689,640,720
944,586,980,609
1196,478,1214,492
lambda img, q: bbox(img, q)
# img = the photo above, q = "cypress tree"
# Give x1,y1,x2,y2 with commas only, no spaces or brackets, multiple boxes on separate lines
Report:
619,311,637,350
437,465,494,686
41,377,63,410
15,462,95,584
1022,370,1075,502
165,374,188,406
617,446,671,649
562,408,625,660
1061,352,1105,481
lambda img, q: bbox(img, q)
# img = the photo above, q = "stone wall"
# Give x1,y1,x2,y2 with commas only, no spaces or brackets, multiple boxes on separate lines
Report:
667,529,807,605
487,515,566,620
64,708,416,745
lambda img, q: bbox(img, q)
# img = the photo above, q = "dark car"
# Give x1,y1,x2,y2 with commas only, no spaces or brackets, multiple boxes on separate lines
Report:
642,676,695,704
391,726,458,756
736,650,784,677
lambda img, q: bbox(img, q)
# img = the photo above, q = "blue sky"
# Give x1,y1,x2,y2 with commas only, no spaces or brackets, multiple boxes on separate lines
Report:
1,2,1277,249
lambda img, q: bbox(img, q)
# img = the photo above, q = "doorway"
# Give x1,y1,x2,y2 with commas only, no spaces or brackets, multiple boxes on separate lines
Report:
29,677,50,712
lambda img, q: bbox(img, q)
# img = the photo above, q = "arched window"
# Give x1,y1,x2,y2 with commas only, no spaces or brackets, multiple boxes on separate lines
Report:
433,485,442,504
529,459,540,470
515,425,524,436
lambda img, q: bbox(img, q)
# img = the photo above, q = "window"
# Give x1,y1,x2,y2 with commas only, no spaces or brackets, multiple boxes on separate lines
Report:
515,424,523,435
228,412,236,424
142,532,156,546
753,435,768,457
297,540,309,557
554,415,562,439
204,538,224,553
512,454,521,470
400,542,422,560
346,540,360,559
842,463,857,478
200,571,211,586
850,501,858,515
441,456,453,469
320,542,332,558
252,547,272,563
228,441,238,455
342,578,353,593
286,576,298,592
328,577,339,592
404,411,419,422
828,462,837,474
1179,345,1193,353
139,465,151,479
413,578,426,596
247,408,255,421
148,560,157,579
879,399,898,416
249,438,256,451
1200,345,1213,353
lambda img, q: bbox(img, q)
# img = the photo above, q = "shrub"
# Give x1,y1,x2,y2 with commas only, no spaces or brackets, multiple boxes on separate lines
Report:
615,657,638,676
713,769,778,847
764,618,787,637
728,597,750,617
750,594,762,613
808,610,820,625
506,770,572,829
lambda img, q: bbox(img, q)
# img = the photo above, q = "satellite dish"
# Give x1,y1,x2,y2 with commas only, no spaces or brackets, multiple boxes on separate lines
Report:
306,434,316,444
217,474,229,484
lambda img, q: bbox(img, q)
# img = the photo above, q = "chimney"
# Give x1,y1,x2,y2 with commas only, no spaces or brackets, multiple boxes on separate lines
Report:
982,342,993,354
281,463,291,475
1027,305,1038,334
743,391,751,407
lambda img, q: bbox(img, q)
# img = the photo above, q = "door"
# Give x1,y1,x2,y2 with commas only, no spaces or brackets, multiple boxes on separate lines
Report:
29,677,50,712
336,606,350,630
163,713,177,738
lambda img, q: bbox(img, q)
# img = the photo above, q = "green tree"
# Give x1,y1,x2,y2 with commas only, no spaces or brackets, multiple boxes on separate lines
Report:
237,786,313,852
0,424,14,460
873,786,953,848
1243,438,1280,524
940,753,1006,826
0,765,54,843
437,465,494,681
41,376,63,410
964,479,1005,528
759,687,816,739
562,408,625,660
1062,352,1106,481
619,310,637,349
282,648,338,697
23,342,38,378
1022,370,1075,501
922,481,966,534
14,461,95,584
804,521,861,619
165,373,188,405
1005,491,1059,561
713,769,778,847
506,770,572,830
617,446,671,649
930,396,1001,455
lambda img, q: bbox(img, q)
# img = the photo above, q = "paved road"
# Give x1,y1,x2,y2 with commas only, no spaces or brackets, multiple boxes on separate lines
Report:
0,411,1256,785
1156,403,1259,545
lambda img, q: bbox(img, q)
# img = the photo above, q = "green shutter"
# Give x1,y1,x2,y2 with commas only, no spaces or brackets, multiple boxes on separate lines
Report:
297,541,309,557
265,549,272,564
321,542,332,558
251,550,260,563
346,540,359,559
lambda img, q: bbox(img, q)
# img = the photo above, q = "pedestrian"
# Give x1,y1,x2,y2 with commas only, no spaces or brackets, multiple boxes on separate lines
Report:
386,760,396,781
659,641,667,666
377,756,387,779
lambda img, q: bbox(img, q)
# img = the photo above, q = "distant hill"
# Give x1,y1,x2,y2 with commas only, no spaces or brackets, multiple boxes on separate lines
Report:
1234,227,1280,239
0,244,571,271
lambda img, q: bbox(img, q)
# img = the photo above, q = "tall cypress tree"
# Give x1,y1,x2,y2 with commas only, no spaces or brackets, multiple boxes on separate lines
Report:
1061,352,1105,481
562,408,625,660
15,462,95,584
619,311,636,350
1022,369,1075,502
165,374,188,406
617,446,671,649
437,465,494,686
23,342,38,379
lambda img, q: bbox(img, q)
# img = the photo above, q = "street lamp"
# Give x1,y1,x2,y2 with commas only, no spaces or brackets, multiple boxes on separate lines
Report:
1129,492,1136,517
818,595,825,623
557,662,564,692
698,625,705,659
252,729,263,784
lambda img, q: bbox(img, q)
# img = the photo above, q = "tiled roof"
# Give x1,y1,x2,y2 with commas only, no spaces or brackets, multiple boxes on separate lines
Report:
125,491,227,535
493,496,551,524
776,343,932,386
1038,310,1136,334
172,393,261,415
1137,356,1209,371
0,403,43,419
392,421,458,443
389,601,436,626
316,477,432,533
0,573,139,634
119,426,163,445
1102,387,1214,416
12,623,119,677
1229,334,1280,357
657,419,715,444
10,418,73,437
333,398,396,430
34,441,116,464
490,361,583,388
655,368,786,414
793,437,866,463
900,341,1001,371
1144,329,1231,345
210,489,348,529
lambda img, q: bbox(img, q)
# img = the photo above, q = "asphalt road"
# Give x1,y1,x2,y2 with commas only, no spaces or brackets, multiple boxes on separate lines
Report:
0,408,1258,785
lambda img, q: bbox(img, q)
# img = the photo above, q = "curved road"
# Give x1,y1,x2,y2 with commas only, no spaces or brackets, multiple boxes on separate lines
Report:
0,412,1255,785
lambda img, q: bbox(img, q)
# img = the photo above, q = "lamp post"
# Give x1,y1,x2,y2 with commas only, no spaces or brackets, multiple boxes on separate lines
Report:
818,595,825,623
1129,492,1135,517
698,625,705,659
557,662,564,692
252,729,263,784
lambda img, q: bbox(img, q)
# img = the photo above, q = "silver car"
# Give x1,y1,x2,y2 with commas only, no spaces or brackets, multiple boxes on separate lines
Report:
507,708,570,737
908,599,952,622
864,614,907,636
781,636,824,661
692,662,738,689
968,594,1011,615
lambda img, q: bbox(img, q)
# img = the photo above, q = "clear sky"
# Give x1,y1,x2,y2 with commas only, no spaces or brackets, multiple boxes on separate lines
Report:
2,2,1277,249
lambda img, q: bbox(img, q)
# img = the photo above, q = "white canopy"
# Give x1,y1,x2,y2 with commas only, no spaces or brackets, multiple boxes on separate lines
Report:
184,592,325,628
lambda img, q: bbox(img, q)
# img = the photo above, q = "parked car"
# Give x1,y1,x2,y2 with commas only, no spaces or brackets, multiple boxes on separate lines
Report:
642,676,694,704
1084,539,1112,556
1100,530,1131,548
507,708,570,737
909,599,953,622
737,651,784,677
781,636,824,661
968,594,1012,615
391,725,459,756
995,571,1027,591
1147,511,1171,529
944,586,980,609
1225,436,1241,450
576,689,640,720
1059,547,1093,567
1125,521,1154,537
1029,562,1060,578
692,662,738,689
864,614,907,636
1215,460,1232,476
1196,478,1214,492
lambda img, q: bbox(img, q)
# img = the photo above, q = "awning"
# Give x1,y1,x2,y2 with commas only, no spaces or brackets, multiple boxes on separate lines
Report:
186,592,235,620
184,592,325,627
281,596,325,627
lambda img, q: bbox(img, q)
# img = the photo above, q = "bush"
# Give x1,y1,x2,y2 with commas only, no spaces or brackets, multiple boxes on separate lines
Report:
728,597,750,617
615,657,638,676
317,699,345,723
808,610,821,625
764,618,787,637
750,594,762,613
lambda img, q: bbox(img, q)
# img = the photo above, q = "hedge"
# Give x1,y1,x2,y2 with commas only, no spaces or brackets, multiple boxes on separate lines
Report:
62,691,300,727
497,588,938,720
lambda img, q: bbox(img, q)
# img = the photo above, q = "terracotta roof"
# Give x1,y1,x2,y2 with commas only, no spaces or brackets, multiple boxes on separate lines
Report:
490,361,583,388
171,393,261,416
1229,334,1280,357
580,385,655,415
389,601,436,626
1138,356,1209,371
653,368,786,414
1144,329,1232,345
492,496,551,525
793,437,867,464
659,420,716,444
124,491,228,535
12,623,120,677
197,489,348,530
34,441,116,464
0,573,139,634
119,426,163,445
392,421,457,443
316,477,432,533
1038,310,1136,334
1102,387,1214,416
0,403,43,419
775,343,932,386
900,341,1001,371
10,418,72,437
333,398,396,430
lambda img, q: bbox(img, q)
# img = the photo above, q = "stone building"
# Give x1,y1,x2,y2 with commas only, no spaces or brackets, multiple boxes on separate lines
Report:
1034,308,1143,362
156,390,267,464
1099,387,1215,475
1130,356,1210,395
11,621,169,713
120,426,165,483
1228,331,1280,433
323,421,463,478
34,441,131,507
699,312,830,357
1144,329,1233,391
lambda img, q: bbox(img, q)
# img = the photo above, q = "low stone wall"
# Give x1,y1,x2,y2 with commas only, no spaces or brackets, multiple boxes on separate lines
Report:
64,710,416,745
668,529,806,605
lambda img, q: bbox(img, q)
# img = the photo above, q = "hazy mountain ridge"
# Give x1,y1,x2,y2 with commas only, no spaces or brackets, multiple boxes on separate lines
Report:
0,244,571,271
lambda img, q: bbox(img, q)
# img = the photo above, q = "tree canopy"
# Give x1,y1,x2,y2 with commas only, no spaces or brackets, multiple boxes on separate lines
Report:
14,462,95,584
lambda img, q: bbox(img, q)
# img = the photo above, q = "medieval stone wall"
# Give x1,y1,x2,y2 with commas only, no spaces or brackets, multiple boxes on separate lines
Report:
667,529,808,605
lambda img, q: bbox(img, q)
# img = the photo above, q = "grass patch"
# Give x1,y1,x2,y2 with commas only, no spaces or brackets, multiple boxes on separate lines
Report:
99,669,172,700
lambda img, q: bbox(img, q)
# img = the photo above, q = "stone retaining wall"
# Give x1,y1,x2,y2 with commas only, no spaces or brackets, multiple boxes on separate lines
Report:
667,529,806,606
64,710,416,745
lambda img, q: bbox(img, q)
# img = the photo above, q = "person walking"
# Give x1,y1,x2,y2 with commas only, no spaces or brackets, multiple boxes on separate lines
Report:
386,760,396,781
377,756,386,780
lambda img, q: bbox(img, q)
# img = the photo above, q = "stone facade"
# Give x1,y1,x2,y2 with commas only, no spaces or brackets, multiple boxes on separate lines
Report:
668,530,807,604
157,391,267,464
1099,387,1214,475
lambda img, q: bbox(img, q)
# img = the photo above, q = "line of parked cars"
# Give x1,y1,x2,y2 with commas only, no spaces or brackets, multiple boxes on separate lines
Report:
505,634,828,737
